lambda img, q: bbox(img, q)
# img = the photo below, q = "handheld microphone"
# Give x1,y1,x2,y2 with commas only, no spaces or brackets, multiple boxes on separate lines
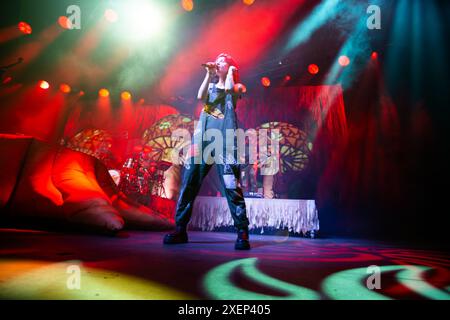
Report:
201,63,216,68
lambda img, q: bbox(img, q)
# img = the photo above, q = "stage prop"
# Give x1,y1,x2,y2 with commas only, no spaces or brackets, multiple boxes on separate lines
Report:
0,134,174,233
190,196,319,237
227,85,348,200
59,85,347,202
64,128,115,167
141,114,195,200
255,121,312,199
62,103,180,169
50,85,346,235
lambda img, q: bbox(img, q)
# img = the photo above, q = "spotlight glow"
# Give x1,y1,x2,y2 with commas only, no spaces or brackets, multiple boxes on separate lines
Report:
308,64,319,75
243,0,256,5
59,83,71,93
371,51,378,60
338,55,350,67
261,77,271,87
122,1,166,41
121,91,132,100
181,0,194,12
39,81,49,90
99,88,110,97
18,22,32,35
2,76,12,84
105,9,119,23
233,83,247,94
58,16,72,29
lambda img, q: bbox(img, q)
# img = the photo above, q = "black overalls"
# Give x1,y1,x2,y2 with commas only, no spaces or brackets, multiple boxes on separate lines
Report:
174,83,249,229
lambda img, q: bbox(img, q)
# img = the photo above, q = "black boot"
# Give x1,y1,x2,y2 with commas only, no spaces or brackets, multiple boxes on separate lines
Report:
235,227,251,250
163,225,188,244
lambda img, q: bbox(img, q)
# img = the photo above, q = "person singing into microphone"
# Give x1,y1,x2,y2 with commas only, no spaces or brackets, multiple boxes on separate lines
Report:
163,53,251,250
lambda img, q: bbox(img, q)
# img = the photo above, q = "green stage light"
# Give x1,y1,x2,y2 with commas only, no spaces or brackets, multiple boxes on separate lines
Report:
204,258,320,300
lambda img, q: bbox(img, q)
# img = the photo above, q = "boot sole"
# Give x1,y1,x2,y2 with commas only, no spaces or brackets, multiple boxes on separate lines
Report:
163,241,188,245
163,235,188,244
163,238,188,244
235,243,251,250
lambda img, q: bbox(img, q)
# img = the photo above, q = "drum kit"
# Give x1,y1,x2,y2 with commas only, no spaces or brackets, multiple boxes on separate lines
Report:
118,150,171,205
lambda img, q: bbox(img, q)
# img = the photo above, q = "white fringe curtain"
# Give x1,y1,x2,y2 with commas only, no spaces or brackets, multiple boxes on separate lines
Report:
190,196,319,235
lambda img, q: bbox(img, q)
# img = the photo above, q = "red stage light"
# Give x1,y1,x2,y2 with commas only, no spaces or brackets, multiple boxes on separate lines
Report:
233,83,247,94
338,55,350,67
121,91,131,100
58,16,72,29
181,0,194,12
60,83,71,93
18,22,32,35
261,77,271,87
79,90,85,96
243,0,256,5
371,51,378,60
39,80,50,90
2,76,12,84
284,75,291,81
99,88,109,97
105,9,119,23
308,64,319,75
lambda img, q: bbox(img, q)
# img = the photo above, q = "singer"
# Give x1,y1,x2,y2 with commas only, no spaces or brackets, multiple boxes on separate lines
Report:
163,53,251,250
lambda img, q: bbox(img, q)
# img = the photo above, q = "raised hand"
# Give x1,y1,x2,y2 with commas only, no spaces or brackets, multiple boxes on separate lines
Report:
203,62,217,75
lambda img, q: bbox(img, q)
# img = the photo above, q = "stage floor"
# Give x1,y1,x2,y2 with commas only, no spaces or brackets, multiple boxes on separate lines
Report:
0,229,449,300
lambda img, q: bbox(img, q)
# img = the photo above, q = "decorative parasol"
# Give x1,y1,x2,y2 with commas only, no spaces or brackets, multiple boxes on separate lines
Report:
65,128,114,164
256,122,312,173
142,114,195,164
